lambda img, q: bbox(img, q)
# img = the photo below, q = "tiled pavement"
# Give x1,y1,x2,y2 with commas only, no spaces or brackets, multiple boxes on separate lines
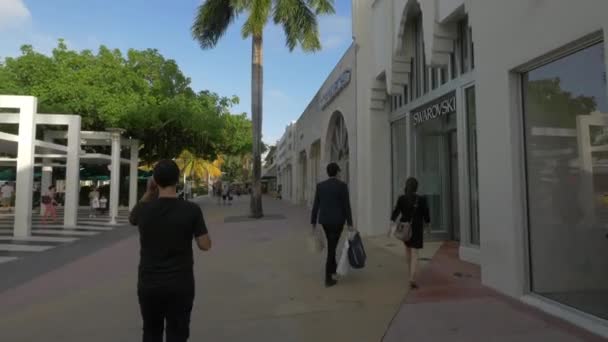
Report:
0,197,605,341
0,207,130,265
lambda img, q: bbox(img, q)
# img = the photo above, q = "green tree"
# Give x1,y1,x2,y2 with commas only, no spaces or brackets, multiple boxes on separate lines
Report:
0,41,250,163
192,0,335,218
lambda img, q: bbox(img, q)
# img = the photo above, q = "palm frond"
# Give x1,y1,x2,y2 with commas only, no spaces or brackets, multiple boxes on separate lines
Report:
241,0,272,37
306,0,335,15
192,0,238,49
274,0,330,52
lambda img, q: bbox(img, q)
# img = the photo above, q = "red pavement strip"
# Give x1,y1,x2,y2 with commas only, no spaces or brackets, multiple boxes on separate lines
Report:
382,242,606,342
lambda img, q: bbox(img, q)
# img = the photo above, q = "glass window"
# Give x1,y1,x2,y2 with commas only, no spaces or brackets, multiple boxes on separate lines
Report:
466,87,480,245
441,67,447,85
523,41,608,320
415,115,452,233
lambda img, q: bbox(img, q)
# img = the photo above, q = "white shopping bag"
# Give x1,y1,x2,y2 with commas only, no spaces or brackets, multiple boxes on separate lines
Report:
309,228,325,253
337,238,350,277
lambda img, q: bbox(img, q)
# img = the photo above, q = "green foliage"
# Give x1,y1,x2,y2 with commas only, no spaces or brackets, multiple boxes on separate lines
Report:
0,40,252,163
526,78,597,129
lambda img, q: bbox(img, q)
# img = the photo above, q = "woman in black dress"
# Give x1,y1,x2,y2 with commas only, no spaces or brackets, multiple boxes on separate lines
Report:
390,177,430,289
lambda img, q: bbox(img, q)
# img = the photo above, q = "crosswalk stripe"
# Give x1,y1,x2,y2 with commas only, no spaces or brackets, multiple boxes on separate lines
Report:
0,229,98,236
0,244,54,252
0,236,78,243
0,256,18,264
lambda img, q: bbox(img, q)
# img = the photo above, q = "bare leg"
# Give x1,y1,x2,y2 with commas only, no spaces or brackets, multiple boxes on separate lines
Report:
409,248,418,283
404,245,412,281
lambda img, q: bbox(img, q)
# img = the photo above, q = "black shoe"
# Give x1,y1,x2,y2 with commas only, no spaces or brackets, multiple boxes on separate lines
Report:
325,279,337,288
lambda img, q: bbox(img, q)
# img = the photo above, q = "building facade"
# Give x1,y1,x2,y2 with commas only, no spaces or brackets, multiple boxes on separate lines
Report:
352,0,608,336
276,122,297,202
293,45,357,208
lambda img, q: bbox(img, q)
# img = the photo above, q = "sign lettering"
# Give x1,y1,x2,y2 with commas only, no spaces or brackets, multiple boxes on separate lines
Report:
411,91,457,126
319,70,351,110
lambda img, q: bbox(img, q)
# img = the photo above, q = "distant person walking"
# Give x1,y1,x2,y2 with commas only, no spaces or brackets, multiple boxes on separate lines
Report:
390,177,430,289
311,162,354,288
42,185,58,224
222,182,230,205
1,182,14,212
129,160,212,342
88,187,100,218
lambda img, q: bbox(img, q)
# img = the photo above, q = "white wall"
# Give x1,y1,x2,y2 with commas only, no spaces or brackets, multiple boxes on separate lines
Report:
294,46,357,208
471,0,608,297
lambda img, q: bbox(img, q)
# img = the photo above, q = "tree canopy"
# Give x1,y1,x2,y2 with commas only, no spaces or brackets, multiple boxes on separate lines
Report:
0,40,251,162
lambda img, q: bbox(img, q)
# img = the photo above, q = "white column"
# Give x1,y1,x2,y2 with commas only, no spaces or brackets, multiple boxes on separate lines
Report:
13,96,37,238
63,117,81,227
108,130,122,225
129,140,139,210
40,135,53,216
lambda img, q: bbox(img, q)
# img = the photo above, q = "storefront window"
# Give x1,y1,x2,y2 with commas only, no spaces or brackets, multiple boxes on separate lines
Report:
523,41,608,320
466,87,480,245
415,114,457,234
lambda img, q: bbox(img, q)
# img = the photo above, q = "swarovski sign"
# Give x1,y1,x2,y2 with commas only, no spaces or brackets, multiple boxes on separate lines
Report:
319,69,351,110
411,91,456,126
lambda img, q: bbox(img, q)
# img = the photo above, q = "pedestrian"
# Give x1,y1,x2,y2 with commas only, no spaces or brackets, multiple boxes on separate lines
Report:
99,195,108,215
129,159,212,342
222,182,230,205
1,182,14,212
88,187,100,218
42,185,58,224
390,177,430,290
310,162,354,287
215,182,222,205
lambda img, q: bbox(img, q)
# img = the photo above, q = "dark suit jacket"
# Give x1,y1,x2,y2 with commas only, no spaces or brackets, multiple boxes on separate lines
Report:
311,178,353,226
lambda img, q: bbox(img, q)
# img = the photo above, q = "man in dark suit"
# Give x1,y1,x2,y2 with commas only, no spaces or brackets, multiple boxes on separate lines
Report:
311,162,353,287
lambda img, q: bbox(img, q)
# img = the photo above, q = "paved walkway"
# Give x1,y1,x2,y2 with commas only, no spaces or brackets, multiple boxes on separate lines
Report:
0,195,603,341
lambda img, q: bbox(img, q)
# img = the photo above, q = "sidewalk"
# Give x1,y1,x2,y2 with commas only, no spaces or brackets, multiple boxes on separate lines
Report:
0,194,603,341
383,242,606,342
0,195,430,341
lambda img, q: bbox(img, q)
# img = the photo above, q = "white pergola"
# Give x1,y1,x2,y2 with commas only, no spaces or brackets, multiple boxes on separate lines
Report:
0,95,140,237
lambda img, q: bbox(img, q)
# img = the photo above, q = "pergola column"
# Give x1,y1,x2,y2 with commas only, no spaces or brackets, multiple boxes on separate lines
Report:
13,96,37,238
40,136,53,216
108,129,123,225
129,139,139,210
63,116,81,227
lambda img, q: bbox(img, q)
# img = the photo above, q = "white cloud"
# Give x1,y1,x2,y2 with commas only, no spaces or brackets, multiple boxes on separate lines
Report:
319,15,352,50
267,89,289,101
0,0,31,31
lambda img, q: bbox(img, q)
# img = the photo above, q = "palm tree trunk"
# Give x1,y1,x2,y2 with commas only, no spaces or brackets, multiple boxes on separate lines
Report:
250,34,264,218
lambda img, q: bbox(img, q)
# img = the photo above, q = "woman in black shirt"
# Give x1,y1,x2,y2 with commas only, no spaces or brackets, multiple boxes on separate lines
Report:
390,177,430,289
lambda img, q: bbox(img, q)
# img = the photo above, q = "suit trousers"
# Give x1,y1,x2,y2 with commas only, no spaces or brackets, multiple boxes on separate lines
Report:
322,224,344,281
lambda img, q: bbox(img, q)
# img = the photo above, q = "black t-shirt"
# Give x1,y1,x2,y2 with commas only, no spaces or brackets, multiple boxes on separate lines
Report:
129,198,208,290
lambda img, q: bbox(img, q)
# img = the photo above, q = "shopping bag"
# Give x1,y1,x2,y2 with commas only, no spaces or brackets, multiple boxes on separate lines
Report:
347,232,367,269
337,238,350,277
308,228,325,253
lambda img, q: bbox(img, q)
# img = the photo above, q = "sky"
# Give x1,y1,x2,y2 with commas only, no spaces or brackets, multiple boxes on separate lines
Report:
0,0,353,145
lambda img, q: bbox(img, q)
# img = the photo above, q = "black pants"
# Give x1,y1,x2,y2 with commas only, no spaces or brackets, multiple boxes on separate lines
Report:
138,287,194,342
322,225,344,281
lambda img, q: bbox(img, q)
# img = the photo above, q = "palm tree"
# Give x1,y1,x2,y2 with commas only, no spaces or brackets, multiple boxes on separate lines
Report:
192,0,335,218
176,150,223,192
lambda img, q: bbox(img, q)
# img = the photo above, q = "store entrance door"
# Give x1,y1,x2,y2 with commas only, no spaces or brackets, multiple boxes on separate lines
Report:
448,130,460,241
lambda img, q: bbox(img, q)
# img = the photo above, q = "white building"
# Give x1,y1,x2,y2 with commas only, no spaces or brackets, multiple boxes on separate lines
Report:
282,0,608,336
351,0,608,336
275,122,297,202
